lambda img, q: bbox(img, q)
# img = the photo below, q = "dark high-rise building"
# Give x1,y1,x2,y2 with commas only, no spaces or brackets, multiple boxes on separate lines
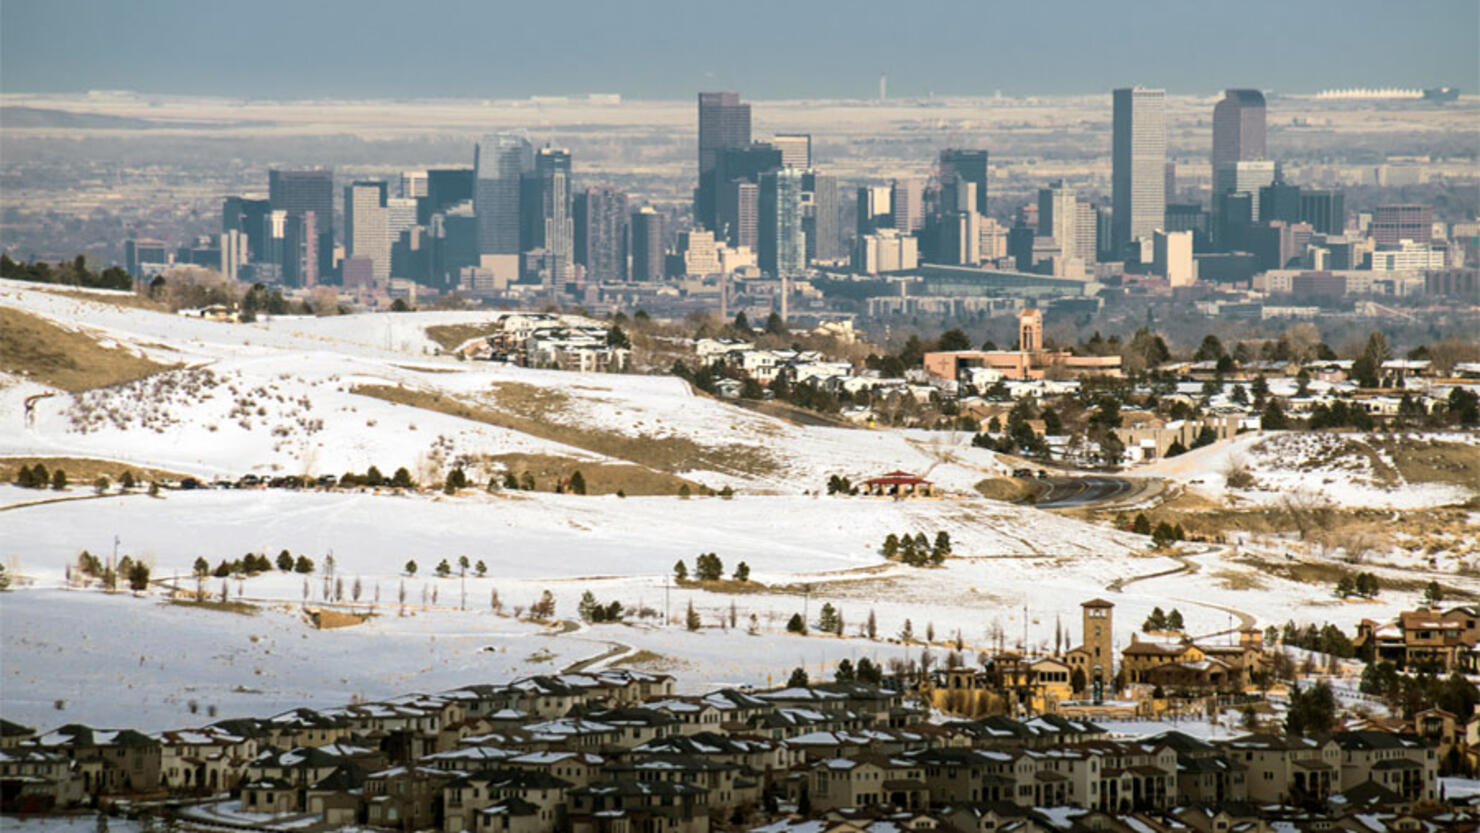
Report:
269,169,333,280
801,171,840,262
938,149,989,216
629,208,665,282
1371,204,1432,246
1214,192,1254,253
422,168,475,224
1259,183,1302,225
475,132,534,256
1212,89,1267,171
758,168,804,277
716,143,782,190
282,211,319,287
222,197,271,263
712,143,780,248
1164,203,1211,251
574,186,628,282
124,238,169,278
696,92,752,230
1299,189,1345,236
522,147,574,281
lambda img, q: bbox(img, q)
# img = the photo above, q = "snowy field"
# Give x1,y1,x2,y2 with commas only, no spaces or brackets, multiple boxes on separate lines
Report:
0,280,1003,492
1138,429,1478,509
2,280,1474,739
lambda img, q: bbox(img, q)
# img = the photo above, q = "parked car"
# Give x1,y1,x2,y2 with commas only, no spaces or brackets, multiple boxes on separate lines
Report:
238,474,262,488
1012,468,1033,478
316,474,338,488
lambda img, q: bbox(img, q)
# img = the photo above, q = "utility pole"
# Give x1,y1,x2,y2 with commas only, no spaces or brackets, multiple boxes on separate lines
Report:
664,575,670,627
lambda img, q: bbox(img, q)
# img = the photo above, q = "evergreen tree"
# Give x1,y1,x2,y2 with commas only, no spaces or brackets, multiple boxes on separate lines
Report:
733,562,750,582
857,657,882,684
883,533,900,558
405,559,418,576
1167,608,1184,631
787,667,809,688
436,559,452,577
835,658,855,682
900,618,914,641
1424,581,1443,606
294,555,314,574
866,609,878,640
568,470,587,495
277,550,294,571
476,560,488,577
366,465,384,486
193,557,210,577
818,603,839,634
786,613,806,633
686,600,701,631
579,591,600,622
674,560,688,581
51,468,67,490
1143,607,1167,631
1132,513,1152,535
127,561,150,592
931,531,951,564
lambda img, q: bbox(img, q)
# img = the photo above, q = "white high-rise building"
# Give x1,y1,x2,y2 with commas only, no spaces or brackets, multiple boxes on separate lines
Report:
387,197,418,239
1153,229,1196,287
219,229,247,283
891,178,923,233
400,170,429,199
771,134,811,169
1213,160,1277,220
677,229,720,276
1112,87,1166,256
344,181,390,281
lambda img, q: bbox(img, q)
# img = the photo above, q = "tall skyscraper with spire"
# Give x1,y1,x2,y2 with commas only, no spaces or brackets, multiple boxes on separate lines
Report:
524,147,574,281
1111,87,1166,256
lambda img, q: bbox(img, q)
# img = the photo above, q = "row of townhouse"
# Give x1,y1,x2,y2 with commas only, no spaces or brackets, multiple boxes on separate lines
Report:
1,677,1446,829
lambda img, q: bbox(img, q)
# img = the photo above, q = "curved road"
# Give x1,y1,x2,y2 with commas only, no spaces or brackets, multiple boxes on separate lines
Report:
1033,476,1135,508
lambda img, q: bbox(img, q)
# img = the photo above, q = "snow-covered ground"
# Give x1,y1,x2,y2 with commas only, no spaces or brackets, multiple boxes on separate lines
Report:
0,280,1002,492
1139,429,1478,509
2,281,1473,740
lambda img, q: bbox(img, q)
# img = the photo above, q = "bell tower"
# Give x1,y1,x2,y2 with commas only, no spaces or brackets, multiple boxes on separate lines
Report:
1081,598,1114,693
1019,308,1043,352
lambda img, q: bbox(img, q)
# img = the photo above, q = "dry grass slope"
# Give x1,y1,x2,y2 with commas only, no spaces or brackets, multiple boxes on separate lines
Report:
1,456,193,484
424,323,500,352
0,307,170,392
352,382,777,477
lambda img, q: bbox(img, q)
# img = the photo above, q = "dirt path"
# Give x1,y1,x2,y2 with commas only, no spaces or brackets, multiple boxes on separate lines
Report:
1105,544,1259,633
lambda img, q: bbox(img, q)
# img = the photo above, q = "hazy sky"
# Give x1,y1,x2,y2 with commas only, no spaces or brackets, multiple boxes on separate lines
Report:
3,0,1476,100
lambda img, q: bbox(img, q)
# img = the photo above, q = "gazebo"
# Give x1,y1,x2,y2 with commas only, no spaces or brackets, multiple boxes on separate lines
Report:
862,471,934,497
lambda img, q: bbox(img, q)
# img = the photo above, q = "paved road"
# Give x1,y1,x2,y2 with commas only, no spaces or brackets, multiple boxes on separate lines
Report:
1032,476,1136,508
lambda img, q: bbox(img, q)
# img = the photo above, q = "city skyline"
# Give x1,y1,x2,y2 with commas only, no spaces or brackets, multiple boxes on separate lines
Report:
2,0,1475,100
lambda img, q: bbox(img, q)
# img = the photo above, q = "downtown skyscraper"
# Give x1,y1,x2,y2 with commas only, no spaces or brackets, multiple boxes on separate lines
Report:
938,149,989,216
1111,87,1166,256
1212,89,1267,171
344,180,391,281
474,132,534,257
268,169,333,285
524,147,575,282
695,91,752,231
574,186,628,282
